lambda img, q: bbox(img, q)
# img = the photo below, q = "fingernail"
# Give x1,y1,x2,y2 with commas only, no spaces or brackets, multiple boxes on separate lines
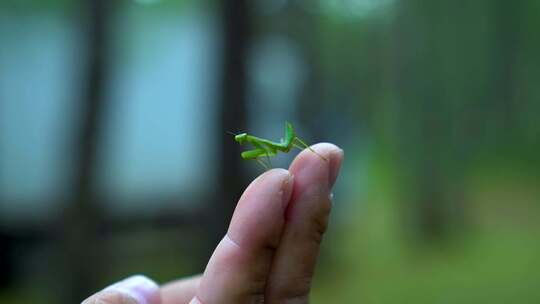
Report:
328,148,344,189
281,172,294,208
104,275,160,304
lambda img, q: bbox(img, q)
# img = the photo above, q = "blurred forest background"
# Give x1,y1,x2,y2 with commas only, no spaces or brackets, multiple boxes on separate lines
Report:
1,0,539,303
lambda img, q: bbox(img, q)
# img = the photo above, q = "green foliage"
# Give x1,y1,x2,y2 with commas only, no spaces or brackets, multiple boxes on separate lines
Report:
311,155,540,303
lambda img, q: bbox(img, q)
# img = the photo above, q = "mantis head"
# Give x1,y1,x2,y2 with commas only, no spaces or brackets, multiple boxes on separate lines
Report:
234,133,248,144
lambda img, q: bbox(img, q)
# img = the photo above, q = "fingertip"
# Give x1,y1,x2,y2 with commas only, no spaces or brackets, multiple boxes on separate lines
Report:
241,167,294,211
104,275,161,304
291,143,342,168
289,142,343,194
258,168,292,186
83,275,161,304
328,147,344,189
248,168,291,196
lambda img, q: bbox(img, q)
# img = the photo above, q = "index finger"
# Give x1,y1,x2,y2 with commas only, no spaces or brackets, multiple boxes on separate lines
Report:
193,168,294,303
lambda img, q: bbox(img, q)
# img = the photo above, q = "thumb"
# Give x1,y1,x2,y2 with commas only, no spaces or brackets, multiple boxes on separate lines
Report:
82,275,161,304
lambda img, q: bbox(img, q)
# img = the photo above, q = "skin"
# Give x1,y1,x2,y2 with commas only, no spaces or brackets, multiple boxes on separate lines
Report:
83,142,343,304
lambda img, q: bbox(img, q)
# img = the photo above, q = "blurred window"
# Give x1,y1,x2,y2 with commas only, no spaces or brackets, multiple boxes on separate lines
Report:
98,5,219,213
0,10,81,221
0,3,219,220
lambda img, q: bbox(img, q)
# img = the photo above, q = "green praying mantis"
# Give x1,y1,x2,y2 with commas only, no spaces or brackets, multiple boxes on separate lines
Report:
231,122,327,169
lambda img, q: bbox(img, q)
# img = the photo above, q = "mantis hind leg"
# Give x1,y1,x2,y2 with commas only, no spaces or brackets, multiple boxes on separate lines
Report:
260,149,277,169
251,141,277,169
256,158,270,170
293,137,328,161
264,151,272,167
258,151,276,170
264,146,278,168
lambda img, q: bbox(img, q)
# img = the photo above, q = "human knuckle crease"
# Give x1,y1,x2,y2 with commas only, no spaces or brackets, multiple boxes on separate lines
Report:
248,292,265,304
311,214,329,242
280,282,311,302
251,273,268,292
283,294,310,303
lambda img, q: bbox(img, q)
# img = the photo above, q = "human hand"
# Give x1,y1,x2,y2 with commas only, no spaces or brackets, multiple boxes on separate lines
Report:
82,143,343,304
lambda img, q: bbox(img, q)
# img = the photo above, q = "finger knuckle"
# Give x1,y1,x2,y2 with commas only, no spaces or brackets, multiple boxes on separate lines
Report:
271,277,311,303
310,199,332,244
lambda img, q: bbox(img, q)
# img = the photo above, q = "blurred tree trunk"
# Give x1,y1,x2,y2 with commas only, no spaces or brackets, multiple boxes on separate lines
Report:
392,0,469,243
493,0,521,137
289,5,325,137
59,0,113,302
208,0,251,259
0,233,12,287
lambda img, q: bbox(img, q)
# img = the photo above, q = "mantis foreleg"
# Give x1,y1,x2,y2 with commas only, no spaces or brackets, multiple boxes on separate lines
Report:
241,147,275,170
